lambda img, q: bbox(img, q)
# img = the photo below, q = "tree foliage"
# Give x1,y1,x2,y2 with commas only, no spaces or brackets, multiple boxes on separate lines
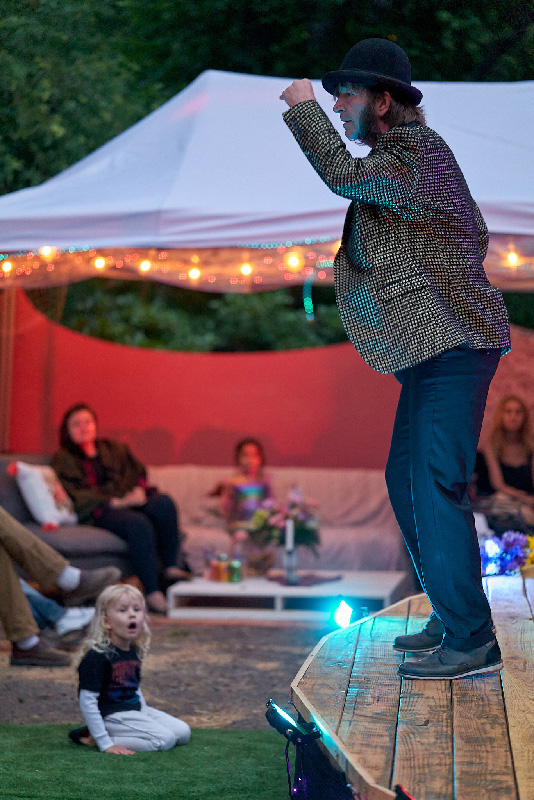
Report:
27,279,348,351
116,0,534,90
0,0,162,193
502,293,534,331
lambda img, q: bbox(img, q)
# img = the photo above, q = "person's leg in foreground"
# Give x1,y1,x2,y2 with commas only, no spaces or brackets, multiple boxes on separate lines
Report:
387,345,502,679
0,506,119,666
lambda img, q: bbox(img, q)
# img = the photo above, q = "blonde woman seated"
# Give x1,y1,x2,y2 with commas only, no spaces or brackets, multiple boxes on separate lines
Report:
480,395,534,534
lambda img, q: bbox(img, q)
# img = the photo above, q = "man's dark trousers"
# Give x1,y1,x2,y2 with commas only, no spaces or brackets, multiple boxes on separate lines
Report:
385,343,501,651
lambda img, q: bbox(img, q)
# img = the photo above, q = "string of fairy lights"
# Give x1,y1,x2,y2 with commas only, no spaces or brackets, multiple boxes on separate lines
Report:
1,238,533,317
0,238,342,318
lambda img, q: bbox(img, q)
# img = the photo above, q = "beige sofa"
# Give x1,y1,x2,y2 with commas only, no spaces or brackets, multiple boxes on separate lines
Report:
149,465,411,576
0,456,411,581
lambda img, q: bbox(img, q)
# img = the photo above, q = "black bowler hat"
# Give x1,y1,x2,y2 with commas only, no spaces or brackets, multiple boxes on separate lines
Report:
322,38,423,105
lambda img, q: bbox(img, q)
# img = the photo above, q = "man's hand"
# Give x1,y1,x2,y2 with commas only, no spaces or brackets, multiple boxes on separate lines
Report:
280,79,315,108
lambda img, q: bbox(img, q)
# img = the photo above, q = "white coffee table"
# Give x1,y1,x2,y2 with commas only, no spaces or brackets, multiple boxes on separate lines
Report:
166,570,410,621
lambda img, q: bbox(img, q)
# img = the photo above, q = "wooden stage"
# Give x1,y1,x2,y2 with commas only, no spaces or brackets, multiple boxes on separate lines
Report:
291,575,534,800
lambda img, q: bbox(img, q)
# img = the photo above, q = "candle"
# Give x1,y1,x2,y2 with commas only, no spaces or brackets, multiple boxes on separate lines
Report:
285,518,295,551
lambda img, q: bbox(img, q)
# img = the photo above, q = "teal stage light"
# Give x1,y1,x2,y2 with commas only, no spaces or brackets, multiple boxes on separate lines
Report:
333,599,354,628
265,699,321,746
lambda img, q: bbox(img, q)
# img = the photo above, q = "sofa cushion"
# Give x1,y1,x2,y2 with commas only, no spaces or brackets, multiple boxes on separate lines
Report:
0,453,50,523
13,461,78,526
148,464,399,530
33,523,129,557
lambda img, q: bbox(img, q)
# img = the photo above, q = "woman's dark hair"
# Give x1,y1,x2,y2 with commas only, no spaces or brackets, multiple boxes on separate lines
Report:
233,437,266,468
59,403,98,453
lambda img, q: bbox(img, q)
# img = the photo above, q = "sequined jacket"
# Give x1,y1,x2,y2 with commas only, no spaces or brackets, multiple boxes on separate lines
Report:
283,100,510,374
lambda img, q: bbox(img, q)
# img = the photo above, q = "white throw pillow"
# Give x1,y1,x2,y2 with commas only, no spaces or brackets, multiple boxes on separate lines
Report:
14,461,78,526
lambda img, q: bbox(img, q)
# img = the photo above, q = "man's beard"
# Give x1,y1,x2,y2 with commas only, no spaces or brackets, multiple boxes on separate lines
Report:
355,100,382,146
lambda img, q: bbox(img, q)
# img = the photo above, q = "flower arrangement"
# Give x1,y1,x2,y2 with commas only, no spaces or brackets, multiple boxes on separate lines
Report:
480,531,534,576
246,491,320,554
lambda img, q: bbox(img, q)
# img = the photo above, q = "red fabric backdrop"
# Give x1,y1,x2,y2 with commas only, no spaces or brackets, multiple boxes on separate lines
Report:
8,290,400,467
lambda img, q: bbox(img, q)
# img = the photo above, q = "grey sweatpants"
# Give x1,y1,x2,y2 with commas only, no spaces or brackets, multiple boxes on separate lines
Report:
104,706,191,752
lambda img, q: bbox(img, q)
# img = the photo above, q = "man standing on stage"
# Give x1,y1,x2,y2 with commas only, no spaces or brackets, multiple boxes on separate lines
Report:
280,38,510,679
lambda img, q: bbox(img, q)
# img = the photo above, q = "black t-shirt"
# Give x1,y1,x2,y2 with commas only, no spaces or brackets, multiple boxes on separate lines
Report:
500,456,534,495
78,645,142,718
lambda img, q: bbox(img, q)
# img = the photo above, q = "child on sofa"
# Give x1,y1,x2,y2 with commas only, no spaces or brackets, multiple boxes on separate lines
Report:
220,438,273,567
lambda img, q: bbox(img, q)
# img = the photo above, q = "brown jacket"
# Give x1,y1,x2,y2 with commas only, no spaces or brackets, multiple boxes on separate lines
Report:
52,439,147,523
283,100,510,374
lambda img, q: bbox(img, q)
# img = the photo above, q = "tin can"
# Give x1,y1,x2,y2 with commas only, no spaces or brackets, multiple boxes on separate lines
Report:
217,554,229,582
209,558,220,581
228,560,242,583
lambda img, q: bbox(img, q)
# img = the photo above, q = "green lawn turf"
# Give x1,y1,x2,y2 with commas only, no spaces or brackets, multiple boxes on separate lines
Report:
0,725,290,800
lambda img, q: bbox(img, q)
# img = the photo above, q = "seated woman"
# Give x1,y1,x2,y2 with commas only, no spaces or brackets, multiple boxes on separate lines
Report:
52,404,190,614
479,394,534,534
220,438,273,568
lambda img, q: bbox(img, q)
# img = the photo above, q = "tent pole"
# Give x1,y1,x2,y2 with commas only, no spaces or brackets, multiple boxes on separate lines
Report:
0,287,16,452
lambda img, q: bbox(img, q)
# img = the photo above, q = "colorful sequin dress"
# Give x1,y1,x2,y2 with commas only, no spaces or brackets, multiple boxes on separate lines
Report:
225,475,272,532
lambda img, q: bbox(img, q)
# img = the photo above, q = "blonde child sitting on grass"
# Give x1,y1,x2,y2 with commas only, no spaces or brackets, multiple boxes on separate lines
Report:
69,584,190,754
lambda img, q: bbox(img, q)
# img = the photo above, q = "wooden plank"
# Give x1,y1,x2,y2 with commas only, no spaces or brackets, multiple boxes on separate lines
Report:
407,593,432,619
374,593,425,618
337,614,407,788
392,595,454,800
393,678,453,800
292,622,361,732
292,601,414,800
486,576,534,800
291,686,397,800
292,609,406,800
452,675,518,800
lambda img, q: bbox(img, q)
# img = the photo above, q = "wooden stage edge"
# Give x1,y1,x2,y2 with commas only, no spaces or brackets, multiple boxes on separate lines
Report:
290,575,534,800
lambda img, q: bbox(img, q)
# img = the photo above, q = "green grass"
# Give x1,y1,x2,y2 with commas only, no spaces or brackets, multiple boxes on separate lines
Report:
0,725,290,800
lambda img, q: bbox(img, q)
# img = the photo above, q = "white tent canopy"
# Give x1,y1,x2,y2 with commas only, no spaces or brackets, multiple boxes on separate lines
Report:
0,70,533,290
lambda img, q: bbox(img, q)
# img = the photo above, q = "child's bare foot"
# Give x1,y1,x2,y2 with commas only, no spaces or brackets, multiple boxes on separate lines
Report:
68,726,96,747
79,733,96,747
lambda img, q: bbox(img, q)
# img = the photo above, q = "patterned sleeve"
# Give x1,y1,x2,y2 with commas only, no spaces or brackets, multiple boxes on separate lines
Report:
283,100,419,206
473,201,489,261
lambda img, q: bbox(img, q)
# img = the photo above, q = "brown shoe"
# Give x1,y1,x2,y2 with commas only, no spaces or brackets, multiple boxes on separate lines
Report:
41,626,89,652
11,639,71,667
62,566,121,607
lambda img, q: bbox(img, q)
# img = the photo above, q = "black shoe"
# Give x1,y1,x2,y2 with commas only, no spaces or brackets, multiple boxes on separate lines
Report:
68,726,91,745
398,639,503,680
393,613,444,653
